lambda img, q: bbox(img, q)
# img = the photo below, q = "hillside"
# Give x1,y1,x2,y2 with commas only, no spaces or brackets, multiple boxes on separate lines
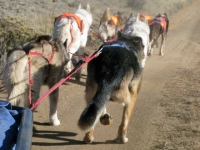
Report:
0,0,194,49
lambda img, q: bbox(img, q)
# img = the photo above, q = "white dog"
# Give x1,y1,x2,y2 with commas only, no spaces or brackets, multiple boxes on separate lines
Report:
123,13,150,68
52,4,93,80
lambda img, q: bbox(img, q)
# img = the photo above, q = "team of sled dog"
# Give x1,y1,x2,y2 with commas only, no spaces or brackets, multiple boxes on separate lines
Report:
3,4,169,144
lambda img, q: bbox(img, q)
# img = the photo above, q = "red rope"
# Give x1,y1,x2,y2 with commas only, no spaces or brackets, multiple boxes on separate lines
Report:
28,44,54,107
29,49,102,110
28,55,33,107
89,28,105,42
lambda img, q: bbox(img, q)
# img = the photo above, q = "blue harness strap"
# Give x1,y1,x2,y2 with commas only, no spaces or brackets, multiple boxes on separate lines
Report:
102,42,130,51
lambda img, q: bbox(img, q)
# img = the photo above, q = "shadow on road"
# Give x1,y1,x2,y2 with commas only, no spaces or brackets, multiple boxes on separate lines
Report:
32,124,119,146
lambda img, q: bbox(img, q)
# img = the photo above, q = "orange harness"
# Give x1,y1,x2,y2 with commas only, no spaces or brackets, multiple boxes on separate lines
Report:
149,17,167,32
111,15,119,26
55,13,85,34
155,17,167,31
140,14,153,23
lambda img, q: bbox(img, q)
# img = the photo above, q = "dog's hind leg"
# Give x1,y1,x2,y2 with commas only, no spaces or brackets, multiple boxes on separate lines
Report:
115,94,137,143
159,33,165,56
148,40,154,56
48,80,60,126
115,77,142,144
65,27,81,76
7,83,27,106
74,46,85,81
4,53,28,106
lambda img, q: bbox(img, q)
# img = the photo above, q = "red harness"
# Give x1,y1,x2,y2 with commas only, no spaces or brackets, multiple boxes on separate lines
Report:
55,13,85,34
28,44,54,107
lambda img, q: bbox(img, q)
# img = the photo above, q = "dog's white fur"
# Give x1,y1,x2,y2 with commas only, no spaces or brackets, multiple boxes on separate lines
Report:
52,4,92,77
123,13,150,68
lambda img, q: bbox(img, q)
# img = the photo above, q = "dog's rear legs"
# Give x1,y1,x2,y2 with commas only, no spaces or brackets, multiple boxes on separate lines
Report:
115,92,138,144
159,34,165,56
148,40,154,56
48,81,60,126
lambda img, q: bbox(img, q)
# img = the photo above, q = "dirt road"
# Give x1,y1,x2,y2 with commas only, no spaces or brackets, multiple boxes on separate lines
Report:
31,1,200,150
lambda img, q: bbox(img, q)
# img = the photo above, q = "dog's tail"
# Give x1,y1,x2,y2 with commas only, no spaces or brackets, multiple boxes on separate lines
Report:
78,81,113,132
3,50,28,106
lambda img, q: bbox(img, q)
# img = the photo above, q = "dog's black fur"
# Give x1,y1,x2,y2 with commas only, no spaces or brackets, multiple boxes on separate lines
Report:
78,32,144,143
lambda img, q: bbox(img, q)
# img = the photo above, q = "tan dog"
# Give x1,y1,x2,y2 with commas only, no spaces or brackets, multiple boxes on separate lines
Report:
99,7,126,42
3,35,69,126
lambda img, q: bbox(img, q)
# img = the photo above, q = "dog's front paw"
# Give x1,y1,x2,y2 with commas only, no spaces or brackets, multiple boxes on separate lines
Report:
115,137,128,144
100,114,113,125
50,119,60,126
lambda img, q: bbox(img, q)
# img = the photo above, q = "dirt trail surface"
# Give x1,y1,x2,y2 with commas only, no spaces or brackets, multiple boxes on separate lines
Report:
4,0,199,149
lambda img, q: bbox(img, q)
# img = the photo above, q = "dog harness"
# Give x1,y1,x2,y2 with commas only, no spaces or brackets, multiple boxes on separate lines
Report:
111,15,119,26
101,41,131,52
140,14,153,24
27,44,54,106
28,45,54,63
55,13,85,34
149,17,167,32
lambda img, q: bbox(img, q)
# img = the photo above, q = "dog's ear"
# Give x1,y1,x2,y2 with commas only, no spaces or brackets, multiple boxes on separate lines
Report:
101,7,111,23
136,13,140,21
86,4,91,13
78,4,82,9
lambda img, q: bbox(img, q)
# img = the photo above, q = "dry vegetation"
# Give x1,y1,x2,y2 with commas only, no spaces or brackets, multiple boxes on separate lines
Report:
0,0,194,54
